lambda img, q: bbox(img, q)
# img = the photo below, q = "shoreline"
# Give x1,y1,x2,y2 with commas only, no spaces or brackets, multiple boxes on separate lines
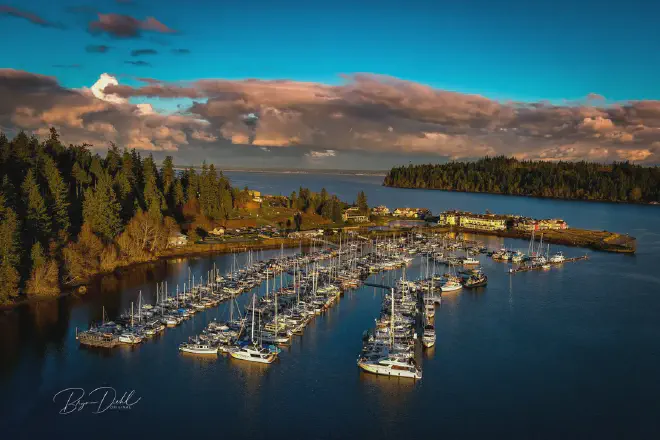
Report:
0,237,327,312
0,224,635,311
382,183,660,207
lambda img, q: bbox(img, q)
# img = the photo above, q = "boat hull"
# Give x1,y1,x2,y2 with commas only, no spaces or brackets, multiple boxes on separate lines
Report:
357,361,422,380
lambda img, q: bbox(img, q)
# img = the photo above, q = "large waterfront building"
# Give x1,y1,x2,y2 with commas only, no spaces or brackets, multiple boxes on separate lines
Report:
458,212,508,231
439,210,568,233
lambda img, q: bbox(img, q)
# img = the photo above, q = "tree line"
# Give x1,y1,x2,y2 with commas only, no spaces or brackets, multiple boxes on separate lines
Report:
0,129,362,304
383,156,660,203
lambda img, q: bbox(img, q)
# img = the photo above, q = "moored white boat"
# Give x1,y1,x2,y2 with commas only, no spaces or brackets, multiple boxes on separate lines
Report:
179,342,217,355
229,344,277,363
357,356,422,380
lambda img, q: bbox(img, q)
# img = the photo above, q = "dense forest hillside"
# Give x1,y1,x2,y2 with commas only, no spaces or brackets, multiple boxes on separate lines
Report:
384,156,660,203
0,129,351,304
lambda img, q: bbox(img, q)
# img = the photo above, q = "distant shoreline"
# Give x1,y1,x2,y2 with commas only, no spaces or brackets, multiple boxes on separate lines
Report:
175,167,388,177
383,183,660,207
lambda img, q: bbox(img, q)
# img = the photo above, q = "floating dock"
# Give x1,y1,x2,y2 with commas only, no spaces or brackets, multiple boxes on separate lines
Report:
76,328,121,348
508,255,589,274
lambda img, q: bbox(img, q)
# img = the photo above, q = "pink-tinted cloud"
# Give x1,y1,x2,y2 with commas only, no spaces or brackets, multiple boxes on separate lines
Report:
0,5,64,29
89,13,176,38
1,69,660,165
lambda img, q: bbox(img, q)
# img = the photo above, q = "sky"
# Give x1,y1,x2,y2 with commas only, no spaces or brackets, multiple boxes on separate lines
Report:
1,0,660,169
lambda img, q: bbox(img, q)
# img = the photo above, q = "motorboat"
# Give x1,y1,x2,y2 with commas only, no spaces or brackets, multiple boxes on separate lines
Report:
422,325,436,349
179,341,217,355
357,355,422,380
118,332,142,344
229,344,277,364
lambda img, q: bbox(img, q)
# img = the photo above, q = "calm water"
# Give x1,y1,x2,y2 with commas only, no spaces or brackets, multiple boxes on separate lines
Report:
1,172,660,439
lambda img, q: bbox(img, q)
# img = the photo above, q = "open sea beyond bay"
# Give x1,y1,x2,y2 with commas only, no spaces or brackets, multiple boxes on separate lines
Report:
1,172,659,439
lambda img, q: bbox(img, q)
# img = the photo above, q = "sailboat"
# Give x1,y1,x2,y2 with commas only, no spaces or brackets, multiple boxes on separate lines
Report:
119,302,143,344
229,295,278,364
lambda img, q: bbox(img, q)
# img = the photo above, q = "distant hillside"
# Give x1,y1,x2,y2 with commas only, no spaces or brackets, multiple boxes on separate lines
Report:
383,156,660,204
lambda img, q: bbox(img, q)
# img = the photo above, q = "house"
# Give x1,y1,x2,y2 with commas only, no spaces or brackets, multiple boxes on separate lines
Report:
247,190,262,203
210,226,225,236
168,232,188,247
514,218,538,232
342,207,369,223
371,205,390,216
393,207,431,219
537,219,568,230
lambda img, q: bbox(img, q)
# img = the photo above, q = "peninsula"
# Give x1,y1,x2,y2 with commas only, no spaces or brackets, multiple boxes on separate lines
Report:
383,156,660,204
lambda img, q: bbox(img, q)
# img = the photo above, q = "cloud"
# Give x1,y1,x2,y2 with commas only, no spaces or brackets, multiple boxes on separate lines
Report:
0,70,216,155
579,116,614,132
171,48,190,55
124,60,151,67
131,49,158,56
0,5,65,29
90,73,127,104
1,69,659,167
86,44,111,53
89,13,176,38
99,73,660,163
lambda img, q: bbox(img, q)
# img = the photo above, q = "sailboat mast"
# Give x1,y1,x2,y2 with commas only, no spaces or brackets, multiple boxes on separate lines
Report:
390,288,395,348
251,294,256,343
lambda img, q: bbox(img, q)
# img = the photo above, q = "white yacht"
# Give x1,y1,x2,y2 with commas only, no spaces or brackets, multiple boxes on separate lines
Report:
118,332,142,344
462,257,479,266
357,356,422,380
229,344,277,364
549,251,565,263
441,279,462,292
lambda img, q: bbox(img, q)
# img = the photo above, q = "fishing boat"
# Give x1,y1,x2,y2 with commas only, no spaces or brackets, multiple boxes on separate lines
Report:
463,272,488,288
179,340,217,355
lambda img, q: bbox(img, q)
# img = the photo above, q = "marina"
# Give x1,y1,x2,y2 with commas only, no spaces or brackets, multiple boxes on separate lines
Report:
2,172,658,439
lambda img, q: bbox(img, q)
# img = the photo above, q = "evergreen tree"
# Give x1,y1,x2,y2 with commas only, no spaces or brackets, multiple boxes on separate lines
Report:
357,191,368,213
42,156,70,240
83,172,122,241
0,196,20,301
161,156,175,196
142,155,165,218
22,169,51,246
